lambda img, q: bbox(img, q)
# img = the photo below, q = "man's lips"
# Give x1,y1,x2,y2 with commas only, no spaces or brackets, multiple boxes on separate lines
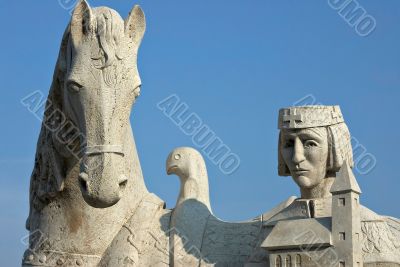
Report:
292,169,309,175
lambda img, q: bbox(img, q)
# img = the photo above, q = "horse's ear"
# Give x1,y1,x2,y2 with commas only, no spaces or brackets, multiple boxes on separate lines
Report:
70,0,94,47
125,5,146,48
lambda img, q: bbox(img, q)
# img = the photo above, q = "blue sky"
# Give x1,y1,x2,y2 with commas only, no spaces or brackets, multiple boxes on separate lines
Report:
1,0,399,265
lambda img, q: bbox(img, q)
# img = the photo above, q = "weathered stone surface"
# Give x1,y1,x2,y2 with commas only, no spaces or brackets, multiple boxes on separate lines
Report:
23,1,400,266
23,1,170,266
262,218,332,250
262,105,400,266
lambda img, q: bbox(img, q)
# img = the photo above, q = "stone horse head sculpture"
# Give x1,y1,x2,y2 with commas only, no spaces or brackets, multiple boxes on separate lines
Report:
23,1,157,265
30,0,146,209
65,0,146,208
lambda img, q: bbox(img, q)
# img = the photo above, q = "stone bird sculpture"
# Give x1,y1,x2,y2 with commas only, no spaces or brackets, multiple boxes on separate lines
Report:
166,147,214,266
165,147,287,266
166,147,212,212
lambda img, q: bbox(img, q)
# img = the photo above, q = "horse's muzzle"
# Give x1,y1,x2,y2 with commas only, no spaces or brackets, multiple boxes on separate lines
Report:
78,146,127,208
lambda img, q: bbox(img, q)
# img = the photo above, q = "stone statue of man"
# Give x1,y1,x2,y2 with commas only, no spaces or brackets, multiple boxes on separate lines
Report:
278,105,353,201
261,105,400,266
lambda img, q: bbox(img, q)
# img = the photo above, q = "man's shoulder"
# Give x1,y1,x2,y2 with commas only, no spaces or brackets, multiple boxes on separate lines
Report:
260,196,298,225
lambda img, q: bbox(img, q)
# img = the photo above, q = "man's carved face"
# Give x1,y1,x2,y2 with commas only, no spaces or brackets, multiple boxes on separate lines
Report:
280,127,329,189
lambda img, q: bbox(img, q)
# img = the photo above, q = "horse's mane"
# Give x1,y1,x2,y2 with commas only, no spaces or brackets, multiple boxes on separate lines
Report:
28,27,70,215
90,8,128,69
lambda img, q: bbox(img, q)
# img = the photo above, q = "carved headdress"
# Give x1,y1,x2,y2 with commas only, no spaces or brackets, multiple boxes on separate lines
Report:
278,105,354,176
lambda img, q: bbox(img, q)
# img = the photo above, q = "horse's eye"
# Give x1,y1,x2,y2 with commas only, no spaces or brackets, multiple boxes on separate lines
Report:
67,81,82,93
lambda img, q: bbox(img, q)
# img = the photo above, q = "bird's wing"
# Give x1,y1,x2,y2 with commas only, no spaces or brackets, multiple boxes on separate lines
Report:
198,215,269,266
385,216,400,249
361,213,400,263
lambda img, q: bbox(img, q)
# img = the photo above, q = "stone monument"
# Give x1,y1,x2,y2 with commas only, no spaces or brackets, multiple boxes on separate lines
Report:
261,106,400,266
23,1,400,266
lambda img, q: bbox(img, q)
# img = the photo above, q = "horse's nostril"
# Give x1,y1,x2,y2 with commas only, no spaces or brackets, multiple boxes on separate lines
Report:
79,172,89,192
119,178,128,190
79,178,88,192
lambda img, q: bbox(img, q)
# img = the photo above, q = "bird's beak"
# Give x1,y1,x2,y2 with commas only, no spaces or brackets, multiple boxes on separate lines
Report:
167,165,178,175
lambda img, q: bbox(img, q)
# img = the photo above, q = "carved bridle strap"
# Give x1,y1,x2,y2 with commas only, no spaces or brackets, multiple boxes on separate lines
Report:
85,145,124,156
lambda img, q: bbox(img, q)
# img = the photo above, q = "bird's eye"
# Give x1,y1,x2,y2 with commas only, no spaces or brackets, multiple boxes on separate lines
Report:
174,154,181,160
67,81,83,93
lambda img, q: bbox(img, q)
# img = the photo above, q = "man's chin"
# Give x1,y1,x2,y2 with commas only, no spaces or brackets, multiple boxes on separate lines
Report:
293,175,315,189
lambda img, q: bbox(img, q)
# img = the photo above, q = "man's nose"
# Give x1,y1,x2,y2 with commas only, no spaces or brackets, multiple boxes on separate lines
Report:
292,137,305,165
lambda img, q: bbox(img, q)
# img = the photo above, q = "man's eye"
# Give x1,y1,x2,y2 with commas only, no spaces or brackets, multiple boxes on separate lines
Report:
284,140,294,148
304,140,318,148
